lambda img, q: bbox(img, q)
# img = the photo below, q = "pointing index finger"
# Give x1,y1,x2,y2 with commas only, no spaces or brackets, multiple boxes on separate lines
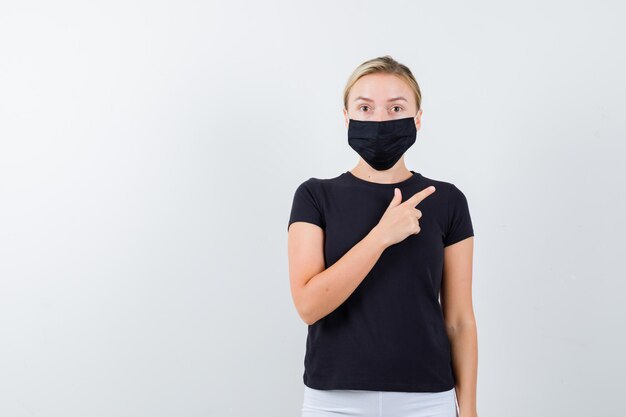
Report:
405,185,436,207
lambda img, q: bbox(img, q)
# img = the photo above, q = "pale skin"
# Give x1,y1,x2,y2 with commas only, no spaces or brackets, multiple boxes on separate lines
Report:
287,72,478,417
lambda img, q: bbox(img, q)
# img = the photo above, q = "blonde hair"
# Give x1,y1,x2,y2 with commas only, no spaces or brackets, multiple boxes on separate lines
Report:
343,55,422,112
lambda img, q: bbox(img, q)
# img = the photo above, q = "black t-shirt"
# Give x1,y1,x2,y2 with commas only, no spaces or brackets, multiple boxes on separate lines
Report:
287,170,474,392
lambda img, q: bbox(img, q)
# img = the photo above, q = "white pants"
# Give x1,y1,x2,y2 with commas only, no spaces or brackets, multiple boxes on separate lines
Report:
302,385,458,417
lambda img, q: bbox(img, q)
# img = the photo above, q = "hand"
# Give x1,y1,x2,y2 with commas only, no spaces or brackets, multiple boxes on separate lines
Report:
374,185,436,248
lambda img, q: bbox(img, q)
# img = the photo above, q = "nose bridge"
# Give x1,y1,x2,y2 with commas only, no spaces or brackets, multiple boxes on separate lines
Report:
371,110,389,122
372,107,389,122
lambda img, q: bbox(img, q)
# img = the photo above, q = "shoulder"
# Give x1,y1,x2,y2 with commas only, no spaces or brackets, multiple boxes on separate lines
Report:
418,173,467,198
293,172,345,193
288,174,343,231
292,178,322,201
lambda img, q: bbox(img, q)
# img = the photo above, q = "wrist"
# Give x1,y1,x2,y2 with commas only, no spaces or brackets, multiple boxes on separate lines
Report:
459,406,478,417
367,225,389,251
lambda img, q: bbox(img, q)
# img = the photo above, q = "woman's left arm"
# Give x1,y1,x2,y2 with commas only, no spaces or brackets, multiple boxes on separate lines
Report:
441,236,478,417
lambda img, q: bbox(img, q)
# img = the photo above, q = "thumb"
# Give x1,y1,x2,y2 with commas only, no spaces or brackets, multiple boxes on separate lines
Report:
387,187,402,209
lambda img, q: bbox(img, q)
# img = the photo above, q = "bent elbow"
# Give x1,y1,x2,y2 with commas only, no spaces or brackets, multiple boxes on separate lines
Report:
293,283,319,325
297,305,318,326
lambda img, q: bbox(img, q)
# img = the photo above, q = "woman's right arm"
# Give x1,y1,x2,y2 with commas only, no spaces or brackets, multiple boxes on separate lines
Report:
287,185,436,325
287,222,389,325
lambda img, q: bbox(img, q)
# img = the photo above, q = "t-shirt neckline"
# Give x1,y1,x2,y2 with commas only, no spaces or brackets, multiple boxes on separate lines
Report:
343,170,422,188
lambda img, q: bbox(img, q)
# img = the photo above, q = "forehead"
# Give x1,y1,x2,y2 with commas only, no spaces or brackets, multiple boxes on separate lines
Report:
349,73,412,102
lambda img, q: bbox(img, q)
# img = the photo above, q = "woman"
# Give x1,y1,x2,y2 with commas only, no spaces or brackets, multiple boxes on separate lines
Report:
287,55,478,417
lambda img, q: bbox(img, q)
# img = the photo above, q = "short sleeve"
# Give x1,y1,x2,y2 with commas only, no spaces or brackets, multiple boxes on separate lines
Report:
287,179,325,231
443,184,474,247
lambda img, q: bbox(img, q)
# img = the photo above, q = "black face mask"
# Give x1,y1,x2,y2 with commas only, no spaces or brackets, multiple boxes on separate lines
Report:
347,116,418,171
348,117,417,171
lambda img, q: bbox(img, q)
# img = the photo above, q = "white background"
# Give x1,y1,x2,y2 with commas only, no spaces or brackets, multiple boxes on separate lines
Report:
1,1,625,416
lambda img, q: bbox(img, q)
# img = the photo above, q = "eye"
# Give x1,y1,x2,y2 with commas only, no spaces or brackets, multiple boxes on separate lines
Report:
359,105,370,112
391,106,403,112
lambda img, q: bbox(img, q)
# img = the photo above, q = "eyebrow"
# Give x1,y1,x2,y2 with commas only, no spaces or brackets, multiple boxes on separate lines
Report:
353,96,408,103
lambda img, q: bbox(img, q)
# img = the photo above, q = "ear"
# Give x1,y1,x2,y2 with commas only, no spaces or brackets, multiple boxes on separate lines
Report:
414,109,422,131
343,108,350,128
